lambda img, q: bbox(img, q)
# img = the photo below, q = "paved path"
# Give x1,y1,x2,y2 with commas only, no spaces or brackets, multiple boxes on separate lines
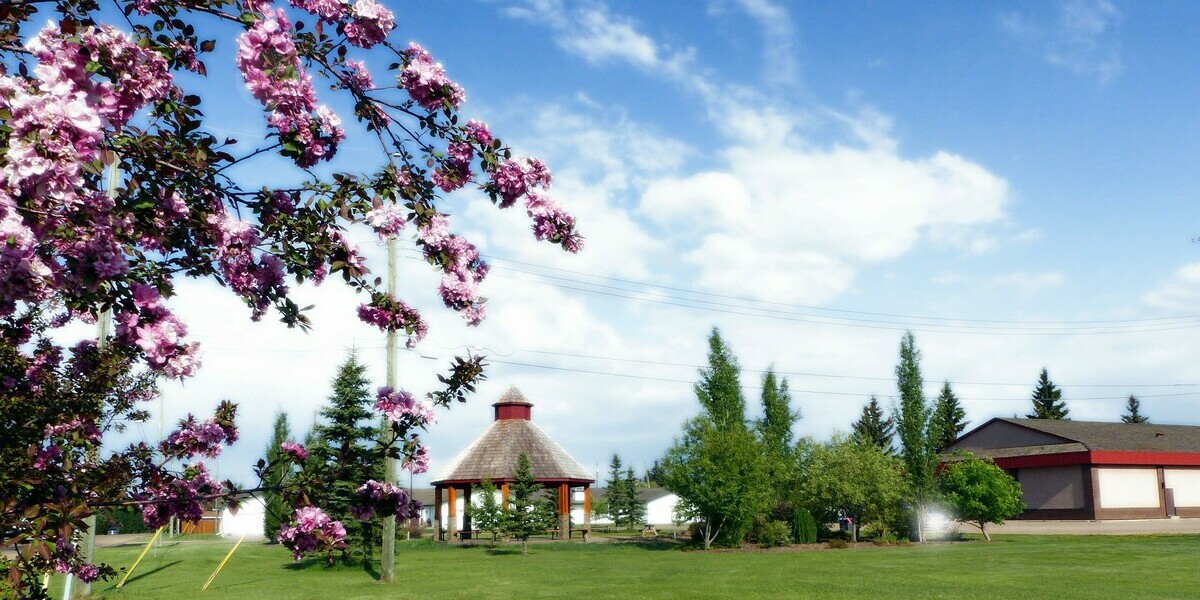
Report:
960,518,1200,535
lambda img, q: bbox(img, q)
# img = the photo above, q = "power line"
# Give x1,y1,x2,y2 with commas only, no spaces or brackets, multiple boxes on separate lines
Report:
478,253,1200,327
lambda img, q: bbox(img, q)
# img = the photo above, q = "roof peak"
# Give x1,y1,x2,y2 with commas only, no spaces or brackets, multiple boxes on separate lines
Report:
493,385,533,407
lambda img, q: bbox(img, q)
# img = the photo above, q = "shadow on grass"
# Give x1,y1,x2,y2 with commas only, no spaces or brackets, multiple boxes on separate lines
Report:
112,560,183,586
484,547,523,556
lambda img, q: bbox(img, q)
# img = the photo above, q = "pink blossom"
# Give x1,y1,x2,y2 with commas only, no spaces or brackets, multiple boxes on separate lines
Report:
375,387,435,425
352,480,421,520
403,444,430,474
364,203,408,239
342,60,374,92
160,401,239,459
399,43,466,110
344,0,395,48
464,119,493,146
356,295,428,346
140,463,222,529
488,156,552,208
288,0,348,22
280,441,308,461
279,506,347,560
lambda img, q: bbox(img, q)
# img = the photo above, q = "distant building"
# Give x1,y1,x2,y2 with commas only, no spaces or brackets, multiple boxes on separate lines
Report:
945,418,1200,519
587,486,688,527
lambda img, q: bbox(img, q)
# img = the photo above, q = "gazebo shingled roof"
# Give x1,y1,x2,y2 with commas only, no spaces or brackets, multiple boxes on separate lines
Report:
431,386,593,484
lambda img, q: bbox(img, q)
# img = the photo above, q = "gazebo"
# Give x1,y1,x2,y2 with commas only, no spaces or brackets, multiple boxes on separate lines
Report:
431,386,595,540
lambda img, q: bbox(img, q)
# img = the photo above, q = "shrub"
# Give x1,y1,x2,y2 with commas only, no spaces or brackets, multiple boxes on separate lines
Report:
827,538,849,549
758,520,792,548
791,507,818,544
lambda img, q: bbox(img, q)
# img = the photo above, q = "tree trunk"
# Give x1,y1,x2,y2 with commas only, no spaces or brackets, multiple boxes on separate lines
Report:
851,522,858,543
980,521,990,541
522,539,528,555
915,508,926,543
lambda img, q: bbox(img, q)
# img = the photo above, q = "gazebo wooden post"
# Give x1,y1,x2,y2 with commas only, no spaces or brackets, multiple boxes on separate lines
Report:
433,486,443,542
501,483,510,507
583,485,592,530
558,483,570,540
462,486,473,540
447,486,458,542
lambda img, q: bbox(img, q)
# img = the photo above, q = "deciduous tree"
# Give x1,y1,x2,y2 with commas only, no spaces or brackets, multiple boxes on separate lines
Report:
798,436,907,543
756,369,799,510
895,331,935,541
938,455,1024,541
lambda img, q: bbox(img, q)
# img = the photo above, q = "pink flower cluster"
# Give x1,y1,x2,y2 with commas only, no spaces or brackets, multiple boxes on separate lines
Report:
356,294,428,346
114,284,202,378
399,43,465,111
280,441,308,460
0,24,171,313
375,386,435,425
344,0,395,48
489,157,552,208
487,158,582,252
464,119,493,146
140,463,222,528
417,214,490,325
236,10,344,167
288,0,348,23
44,418,102,443
350,480,421,520
364,203,407,239
32,444,62,470
279,506,347,560
210,214,288,320
342,59,374,92
161,402,239,459
403,443,430,474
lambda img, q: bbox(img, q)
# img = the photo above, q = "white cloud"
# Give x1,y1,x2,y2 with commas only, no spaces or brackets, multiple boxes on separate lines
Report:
1143,263,1200,311
999,0,1122,82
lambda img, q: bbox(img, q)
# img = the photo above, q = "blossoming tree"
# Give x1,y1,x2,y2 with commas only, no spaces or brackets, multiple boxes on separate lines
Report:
0,1,581,597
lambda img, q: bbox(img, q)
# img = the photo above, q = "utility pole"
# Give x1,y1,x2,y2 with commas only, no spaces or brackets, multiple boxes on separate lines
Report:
74,161,118,598
379,235,398,582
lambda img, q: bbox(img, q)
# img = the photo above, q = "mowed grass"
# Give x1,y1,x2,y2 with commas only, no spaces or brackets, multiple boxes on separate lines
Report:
55,535,1200,600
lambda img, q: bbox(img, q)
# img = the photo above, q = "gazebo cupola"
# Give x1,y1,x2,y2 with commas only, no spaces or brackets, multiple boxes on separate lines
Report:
430,386,595,541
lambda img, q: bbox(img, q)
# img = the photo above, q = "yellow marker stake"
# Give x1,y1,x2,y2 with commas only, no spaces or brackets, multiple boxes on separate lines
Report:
202,534,246,591
115,527,165,589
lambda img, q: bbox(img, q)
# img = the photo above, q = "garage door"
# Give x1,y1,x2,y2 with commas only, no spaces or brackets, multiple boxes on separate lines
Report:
1164,468,1200,508
1097,468,1160,509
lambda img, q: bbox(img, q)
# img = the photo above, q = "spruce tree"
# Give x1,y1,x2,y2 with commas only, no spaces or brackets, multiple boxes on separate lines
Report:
623,467,646,527
851,396,894,453
1027,368,1069,420
895,331,934,542
502,453,556,554
468,478,503,542
262,410,291,544
1122,395,1149,424
604,454,629,528
929,381,968,452
696,327,747,431
309,350,384,563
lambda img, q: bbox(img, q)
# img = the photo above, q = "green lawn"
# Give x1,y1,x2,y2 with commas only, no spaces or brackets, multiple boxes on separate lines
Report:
52,535,1200,600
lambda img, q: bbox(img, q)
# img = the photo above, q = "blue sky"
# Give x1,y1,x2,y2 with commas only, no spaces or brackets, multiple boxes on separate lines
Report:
117,0,1200,486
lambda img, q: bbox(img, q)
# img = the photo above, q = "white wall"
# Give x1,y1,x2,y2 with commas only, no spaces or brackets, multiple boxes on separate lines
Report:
1164,468,1200,508
647,494,686,526
1097,468,1161,509
219,497,266,540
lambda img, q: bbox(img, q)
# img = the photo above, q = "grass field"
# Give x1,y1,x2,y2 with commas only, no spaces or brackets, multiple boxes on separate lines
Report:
51,535,1200,600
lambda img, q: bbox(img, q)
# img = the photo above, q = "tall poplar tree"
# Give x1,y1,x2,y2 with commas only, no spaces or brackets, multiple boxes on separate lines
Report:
895,331,934,542
309,350,384,562
660,328,769,548
1027,368,1069,420
851,396,894,453
262,411,291,544
1122,395,1149,424
929,381,968,452
756,369,798,511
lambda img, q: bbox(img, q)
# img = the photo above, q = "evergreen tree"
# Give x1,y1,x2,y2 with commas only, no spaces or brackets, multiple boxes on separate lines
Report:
603,454,630,529
929,381,968,452
756,369,799,512
467,478,504,542
645,459,665,486
501,453,557,555
696,328,747,431
851,396,894,453
309,350,384,563
1122,395,1149,424
1027,368,1069,420
895,331,935,542
623,467,647,527
262,410,291,544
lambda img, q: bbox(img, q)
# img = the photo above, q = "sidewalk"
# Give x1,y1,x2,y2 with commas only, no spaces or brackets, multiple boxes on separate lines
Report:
961,518,1200,535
